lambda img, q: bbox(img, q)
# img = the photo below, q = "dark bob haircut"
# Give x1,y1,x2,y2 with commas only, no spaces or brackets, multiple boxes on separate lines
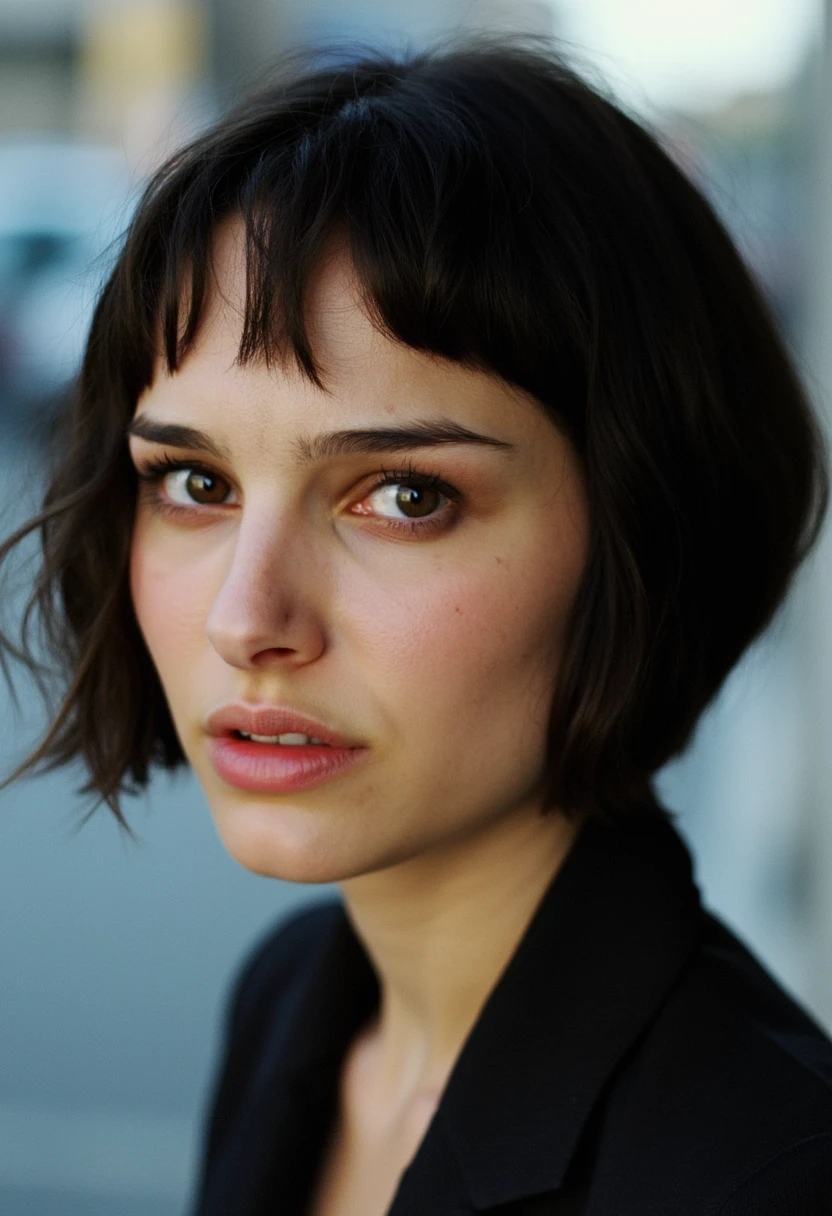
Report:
0,38,827,827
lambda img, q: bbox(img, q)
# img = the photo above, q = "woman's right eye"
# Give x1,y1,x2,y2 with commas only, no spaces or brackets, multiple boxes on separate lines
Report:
135,460,238,512
164,468,233,506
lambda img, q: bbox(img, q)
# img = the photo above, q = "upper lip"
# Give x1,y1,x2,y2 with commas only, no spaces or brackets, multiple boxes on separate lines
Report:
205,703,362,748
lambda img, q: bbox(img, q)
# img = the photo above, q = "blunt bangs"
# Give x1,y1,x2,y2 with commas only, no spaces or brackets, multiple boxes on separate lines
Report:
130,48,591,421
0,39,826,822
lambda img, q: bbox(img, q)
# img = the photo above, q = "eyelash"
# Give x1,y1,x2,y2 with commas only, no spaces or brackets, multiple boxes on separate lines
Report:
133,455,462,537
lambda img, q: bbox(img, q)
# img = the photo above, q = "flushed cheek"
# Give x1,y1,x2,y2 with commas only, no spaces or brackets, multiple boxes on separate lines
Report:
337,566,563,848
129,530,219,698
344,555,572,730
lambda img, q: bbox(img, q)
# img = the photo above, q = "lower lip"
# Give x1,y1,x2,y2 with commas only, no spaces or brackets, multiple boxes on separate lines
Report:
207,736,368,793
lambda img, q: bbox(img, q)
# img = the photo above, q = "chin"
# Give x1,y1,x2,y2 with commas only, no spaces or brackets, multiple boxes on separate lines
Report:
206,795,374,885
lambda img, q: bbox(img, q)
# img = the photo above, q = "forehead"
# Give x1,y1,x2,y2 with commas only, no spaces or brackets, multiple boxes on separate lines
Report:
137,217,547,443
200,218,386,373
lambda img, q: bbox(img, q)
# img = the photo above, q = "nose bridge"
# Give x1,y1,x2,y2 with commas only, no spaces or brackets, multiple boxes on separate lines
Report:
206,499,325,666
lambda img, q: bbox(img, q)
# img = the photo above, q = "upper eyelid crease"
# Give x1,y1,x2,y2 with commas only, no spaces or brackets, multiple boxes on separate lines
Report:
126,417,515,463
135,459,455,497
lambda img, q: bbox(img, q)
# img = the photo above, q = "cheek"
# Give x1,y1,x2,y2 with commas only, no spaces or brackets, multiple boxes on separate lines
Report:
344,532,585,720
129,519,214,685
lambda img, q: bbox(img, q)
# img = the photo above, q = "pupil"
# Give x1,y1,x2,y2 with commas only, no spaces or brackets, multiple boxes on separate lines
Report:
397,486,438,519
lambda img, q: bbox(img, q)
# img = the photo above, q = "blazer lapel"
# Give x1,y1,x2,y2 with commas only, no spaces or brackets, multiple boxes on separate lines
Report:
387,812,702,1213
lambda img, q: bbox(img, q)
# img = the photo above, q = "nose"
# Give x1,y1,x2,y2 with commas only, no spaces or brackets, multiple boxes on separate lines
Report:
205,509,327,671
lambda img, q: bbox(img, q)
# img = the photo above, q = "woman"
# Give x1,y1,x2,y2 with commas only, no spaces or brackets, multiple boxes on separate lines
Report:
2,38,831,1215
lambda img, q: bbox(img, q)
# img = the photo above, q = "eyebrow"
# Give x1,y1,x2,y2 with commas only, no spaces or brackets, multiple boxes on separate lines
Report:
126,416,515,463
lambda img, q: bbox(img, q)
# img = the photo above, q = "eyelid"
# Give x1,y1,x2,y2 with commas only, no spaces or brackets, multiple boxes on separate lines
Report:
132,453,230,480
133,454,239,508
348,466,462,536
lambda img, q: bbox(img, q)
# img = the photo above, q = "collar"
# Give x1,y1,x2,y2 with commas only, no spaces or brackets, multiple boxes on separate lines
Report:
435,810,702,1208
259,810,702,1212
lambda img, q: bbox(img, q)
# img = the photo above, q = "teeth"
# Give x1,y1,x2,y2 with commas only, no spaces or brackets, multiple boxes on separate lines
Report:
236,731,328,745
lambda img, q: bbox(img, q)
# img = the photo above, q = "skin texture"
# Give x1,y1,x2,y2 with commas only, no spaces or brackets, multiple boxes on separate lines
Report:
129,220,590,1216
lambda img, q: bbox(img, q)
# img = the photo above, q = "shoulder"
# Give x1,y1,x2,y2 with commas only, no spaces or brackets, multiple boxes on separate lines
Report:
197,899,341,1151
190,900,351,1213
713,1133,832,1215
591,910,832,1213
223,899,342,1044
673,911,832,1119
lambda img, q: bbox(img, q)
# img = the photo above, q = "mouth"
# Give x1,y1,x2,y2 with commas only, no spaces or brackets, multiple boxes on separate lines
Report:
207,731,368,793
231,730,331,746
204,704,368,793
206,702,361,749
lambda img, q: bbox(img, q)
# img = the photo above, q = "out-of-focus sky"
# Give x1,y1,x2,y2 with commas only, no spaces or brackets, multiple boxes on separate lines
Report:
556,0,823,111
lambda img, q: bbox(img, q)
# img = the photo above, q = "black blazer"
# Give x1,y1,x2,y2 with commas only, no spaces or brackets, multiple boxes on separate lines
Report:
191,812,832,1214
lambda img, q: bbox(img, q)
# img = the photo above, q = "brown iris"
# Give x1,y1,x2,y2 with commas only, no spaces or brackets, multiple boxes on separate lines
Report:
395,485,441,518
186,471,229,504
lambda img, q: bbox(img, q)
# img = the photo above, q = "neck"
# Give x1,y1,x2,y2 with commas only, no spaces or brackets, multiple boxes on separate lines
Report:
339,799,583,1110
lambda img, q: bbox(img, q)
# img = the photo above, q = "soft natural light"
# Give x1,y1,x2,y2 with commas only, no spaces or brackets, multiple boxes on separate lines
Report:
555,0,824,111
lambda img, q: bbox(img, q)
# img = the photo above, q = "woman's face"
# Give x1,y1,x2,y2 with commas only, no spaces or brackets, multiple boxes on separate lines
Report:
129,222,590,883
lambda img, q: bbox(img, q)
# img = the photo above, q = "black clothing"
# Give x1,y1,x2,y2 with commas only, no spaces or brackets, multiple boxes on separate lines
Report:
191,812,832,1214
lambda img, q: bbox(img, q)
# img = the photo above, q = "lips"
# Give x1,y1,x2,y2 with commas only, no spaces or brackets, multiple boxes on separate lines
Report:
205,703,362,749
204,703,368,793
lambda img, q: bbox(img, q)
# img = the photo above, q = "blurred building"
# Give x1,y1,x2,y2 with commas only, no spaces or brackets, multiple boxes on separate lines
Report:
0,1,208,160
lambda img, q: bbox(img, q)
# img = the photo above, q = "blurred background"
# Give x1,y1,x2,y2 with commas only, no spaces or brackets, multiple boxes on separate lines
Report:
1,1,831,1213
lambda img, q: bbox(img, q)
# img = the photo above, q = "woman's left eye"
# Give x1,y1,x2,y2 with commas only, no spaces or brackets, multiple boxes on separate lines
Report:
366,482,445,520
352,471,460,534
